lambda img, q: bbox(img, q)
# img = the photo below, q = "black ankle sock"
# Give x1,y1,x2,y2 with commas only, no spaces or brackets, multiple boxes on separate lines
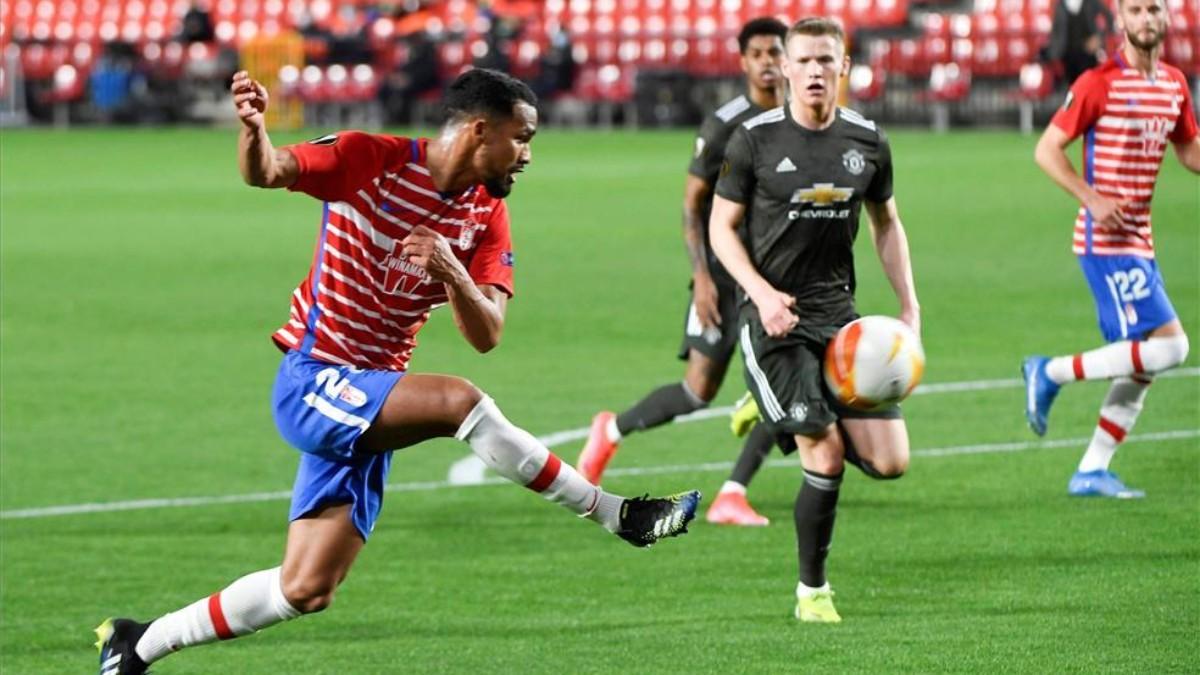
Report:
728,423,775,486
616,383,706,435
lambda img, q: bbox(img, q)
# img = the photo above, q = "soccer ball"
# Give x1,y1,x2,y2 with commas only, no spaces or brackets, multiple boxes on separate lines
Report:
823,316,925,411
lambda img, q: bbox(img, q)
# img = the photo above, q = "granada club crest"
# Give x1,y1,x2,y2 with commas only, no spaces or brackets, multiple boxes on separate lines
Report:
458,221,479,249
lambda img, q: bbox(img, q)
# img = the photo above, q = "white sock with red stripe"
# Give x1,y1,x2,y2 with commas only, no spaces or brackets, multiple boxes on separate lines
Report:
456,396,623,531
1044,335,1189,384
134,566,300,664
1077,376,1153,473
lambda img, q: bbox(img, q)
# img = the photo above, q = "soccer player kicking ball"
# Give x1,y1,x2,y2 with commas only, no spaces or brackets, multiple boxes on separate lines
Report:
94,68,699,674
1025,0,1198,499
578,17,789,527
708,18,921,623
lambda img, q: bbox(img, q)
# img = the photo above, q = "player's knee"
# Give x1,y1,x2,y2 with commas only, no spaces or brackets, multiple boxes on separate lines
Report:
1142,335,1189,373
681,378,716,407
446,379,486,425
867,455,907,479
686,374,721,403
805,454,844,476
1162,334,1189,369
281,573,339,614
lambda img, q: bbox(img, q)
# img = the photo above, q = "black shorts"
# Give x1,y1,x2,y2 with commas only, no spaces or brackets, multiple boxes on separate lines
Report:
738,315,901,438
677,281,741,363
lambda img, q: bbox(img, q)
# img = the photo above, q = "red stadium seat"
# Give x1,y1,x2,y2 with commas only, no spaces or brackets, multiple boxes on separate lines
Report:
848,62,884,101
929,62,970,101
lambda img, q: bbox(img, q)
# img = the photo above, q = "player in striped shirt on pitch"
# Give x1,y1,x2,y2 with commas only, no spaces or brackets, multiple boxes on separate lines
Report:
94,68,699,675
1024,0,1198,498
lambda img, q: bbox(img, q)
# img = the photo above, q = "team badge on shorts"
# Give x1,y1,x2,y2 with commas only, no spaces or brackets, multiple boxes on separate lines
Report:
842,149,865,175
790,403,809,422
337,383,368,407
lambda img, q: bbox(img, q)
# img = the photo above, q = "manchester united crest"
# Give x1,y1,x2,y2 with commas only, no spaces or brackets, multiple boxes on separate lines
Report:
842,149,865,176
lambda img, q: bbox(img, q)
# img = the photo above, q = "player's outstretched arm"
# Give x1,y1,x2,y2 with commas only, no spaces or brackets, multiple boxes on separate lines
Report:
401,225,506,352
1173,137,1200,174
709,195,796,337
682,174,721,329
864,198,921,337
232,71,298,189
1034,124,1125,229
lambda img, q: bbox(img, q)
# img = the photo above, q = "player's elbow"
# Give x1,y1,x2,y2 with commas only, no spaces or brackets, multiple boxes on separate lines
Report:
241,170,273,189
1032,140,1051,171
472,329,503,353
474,337,500,353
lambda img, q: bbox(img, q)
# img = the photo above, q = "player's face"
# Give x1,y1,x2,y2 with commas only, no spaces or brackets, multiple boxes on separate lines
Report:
740,34,784,92
476,101,537,199
1118,0,1168,51
781,34,849,110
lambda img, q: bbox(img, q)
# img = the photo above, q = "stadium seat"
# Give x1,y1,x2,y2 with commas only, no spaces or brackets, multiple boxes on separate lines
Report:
848,62,884,101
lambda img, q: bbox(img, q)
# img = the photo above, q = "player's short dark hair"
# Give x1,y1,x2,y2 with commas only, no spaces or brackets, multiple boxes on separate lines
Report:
443,68,537,122
786,17,846,46
737,17,788,53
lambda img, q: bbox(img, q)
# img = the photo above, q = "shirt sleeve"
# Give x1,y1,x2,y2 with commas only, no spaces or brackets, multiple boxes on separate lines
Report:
286,131,400,202
467,200,515,298
1169,73,1198,144
865,130,894,204
1050,71,1106,140
687,114,727,185
713,126,756,205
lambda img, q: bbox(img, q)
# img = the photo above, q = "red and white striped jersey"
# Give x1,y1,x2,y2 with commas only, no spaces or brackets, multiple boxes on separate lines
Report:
272,132,515,371
1050,54,1197,259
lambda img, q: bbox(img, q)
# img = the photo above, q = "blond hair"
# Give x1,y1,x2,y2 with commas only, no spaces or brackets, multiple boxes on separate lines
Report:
786,17,846,45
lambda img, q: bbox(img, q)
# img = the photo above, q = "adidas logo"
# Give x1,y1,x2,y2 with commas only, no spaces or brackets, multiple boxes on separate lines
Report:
776,157,797,173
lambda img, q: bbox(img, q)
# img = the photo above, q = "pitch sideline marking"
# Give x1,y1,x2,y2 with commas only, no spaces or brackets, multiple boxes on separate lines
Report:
2,429,1197,520
444,367,1200,484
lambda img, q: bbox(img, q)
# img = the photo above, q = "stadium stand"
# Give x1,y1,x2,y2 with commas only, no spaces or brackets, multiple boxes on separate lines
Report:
0,0,1195,127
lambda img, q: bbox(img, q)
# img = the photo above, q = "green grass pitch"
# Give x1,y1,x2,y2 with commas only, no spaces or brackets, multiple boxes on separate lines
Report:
1,127,1197,673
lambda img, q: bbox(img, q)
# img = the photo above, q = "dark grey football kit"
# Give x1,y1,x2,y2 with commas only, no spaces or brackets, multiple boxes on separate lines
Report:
677,94,766,363
715,104,903,439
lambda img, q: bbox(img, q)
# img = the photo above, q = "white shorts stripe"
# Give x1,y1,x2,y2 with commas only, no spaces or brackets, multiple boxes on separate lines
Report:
302,392,371,431
1103,274,1130,339
739,325,786,422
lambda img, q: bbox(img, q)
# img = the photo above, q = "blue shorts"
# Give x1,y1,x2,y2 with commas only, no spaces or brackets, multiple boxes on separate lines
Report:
272,350,403,540
1078,255,1177,343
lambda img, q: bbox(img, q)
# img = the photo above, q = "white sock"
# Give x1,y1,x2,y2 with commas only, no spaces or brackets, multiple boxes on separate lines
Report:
1046,335,1189,384
135,566,300,664
719,481,747,495
796,580,831,598
457,396,624,531
605,416,622,444
1077,376,1152,473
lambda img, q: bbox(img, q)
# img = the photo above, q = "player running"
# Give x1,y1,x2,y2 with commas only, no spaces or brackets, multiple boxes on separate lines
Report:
94,68,699,674
1024,0,1198,498
578,17,788,526
709,18,921,623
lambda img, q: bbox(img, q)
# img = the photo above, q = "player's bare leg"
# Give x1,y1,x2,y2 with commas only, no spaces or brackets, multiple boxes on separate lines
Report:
99,510,363,672
280,504,364,613
98,377,700,674
838,417,910,480
791,425,845,623
579,349,725,484
364,373,699,544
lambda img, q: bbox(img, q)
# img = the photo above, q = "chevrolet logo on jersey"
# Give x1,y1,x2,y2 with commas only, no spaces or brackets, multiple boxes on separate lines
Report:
792,183,854,206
